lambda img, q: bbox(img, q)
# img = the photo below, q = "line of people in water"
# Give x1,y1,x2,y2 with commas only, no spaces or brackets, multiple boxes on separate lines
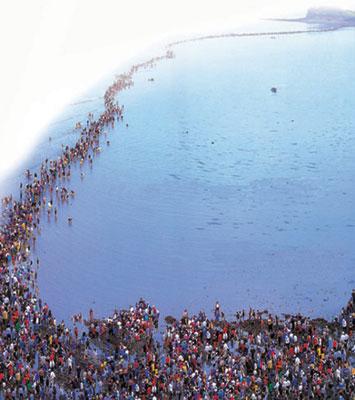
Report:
0,46,354,399
167,28,338,47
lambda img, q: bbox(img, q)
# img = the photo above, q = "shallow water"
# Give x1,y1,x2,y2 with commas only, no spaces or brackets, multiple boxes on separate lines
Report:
9,23,355,322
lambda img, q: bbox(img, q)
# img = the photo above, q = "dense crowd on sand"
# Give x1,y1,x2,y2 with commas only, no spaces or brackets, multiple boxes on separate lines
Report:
0,47,354,399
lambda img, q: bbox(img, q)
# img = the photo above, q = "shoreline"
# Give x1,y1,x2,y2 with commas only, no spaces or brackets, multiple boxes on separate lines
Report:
0,25,354,397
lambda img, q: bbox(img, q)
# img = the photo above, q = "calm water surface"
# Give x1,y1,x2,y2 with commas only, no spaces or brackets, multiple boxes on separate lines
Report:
6,24,355,322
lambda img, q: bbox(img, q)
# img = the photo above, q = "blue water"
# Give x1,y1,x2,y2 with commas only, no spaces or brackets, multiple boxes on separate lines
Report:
9,24,355,322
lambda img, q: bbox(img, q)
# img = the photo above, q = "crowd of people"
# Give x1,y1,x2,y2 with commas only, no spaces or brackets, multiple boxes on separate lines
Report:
0,47,354,399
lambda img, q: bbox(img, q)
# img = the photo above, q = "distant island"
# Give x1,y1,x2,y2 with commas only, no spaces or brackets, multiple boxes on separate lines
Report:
273,7,355,28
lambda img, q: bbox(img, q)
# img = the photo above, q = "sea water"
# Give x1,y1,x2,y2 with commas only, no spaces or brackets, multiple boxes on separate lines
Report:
5,23,355,322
